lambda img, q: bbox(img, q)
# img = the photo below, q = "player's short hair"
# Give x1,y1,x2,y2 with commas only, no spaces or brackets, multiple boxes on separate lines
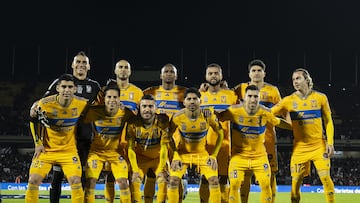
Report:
184,87,201,99
104,84,120,96
206,63,222,72
141,94,155,101
161,63,177,76
57,74,75,84
294,68,314,89
245,84,259,92
248,59,266,71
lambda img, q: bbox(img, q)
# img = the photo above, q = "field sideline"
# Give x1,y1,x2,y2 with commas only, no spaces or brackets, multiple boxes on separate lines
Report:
1,191,358,203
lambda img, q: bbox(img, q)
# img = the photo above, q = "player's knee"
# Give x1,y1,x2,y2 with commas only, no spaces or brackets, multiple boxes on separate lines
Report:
208,176,219,186
157,174,167,184
169,176,180,187
28,174,43,186
68,176,82,185
117,178,129,189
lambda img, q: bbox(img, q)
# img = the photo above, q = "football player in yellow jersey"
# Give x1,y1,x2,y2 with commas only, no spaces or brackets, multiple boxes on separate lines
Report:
83,85,133,203
143,63,187,201
199,63,237,203
167,87,224,203
216,85,292,203
232,59,282,203
127,94,171,203
96,59,143,203
271,68,335,203
26,74,88,203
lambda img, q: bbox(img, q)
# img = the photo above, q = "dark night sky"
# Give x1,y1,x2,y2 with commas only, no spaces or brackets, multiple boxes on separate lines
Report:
1,1,360,87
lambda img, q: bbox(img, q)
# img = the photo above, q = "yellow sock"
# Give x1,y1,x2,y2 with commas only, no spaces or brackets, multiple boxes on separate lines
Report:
71,182,84,203
84,188,95,203
209,184,221,203
25,183,39,203
156,177,167,203
320,174,335,203
220,183,229,203
104,181,115,203
229,180,240,203
131,180,142,203
167,186,179,203
199,181,209,203
144,177,156,203
120,188,131,203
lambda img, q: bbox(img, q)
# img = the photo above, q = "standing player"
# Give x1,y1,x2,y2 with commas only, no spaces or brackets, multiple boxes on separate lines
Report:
30,51,101,203
83,85,133,203
216,85,292,203
233,59,282,203
127,94,171,203
167,87,224,203
143,63,187,202
26,74,88,203
271,68,335,203
199,63,237,203
97,59,143,202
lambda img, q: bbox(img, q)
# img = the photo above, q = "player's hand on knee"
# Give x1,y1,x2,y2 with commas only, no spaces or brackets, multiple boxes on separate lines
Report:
207,156,218,170
33,145,45,159
171,160,183,171
132,171,143,182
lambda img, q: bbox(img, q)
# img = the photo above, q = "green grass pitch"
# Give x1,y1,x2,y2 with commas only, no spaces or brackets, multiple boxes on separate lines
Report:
1,190,359,203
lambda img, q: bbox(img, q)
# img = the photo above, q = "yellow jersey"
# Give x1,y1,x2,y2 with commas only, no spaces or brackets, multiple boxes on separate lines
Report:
38,95,88,153
217,104,281,158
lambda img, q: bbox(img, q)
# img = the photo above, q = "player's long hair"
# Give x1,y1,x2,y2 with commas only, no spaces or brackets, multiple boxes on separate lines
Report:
294,68,314,90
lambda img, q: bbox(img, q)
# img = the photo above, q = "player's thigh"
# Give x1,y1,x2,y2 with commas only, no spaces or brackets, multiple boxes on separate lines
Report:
85,153,104,179
109,155,129,179
29,153,54,178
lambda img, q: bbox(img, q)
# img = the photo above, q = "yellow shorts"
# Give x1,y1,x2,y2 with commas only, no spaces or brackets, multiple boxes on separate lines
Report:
290,145,329,177
228,155,271,184
86,151,128,179
30,151,82,178
170,153,218,180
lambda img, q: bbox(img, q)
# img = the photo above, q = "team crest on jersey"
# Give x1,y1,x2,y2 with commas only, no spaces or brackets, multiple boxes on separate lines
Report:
173,92,178,99
261,92,268,101
52,109,58,117
116,118,122,125
221,96,226,103
292,102,298,109
77,85,83,94
152,128,159,138
71,108,77,116
156,92,162,98
72,157,79,164
239,116,244,123
181,123,187,131
203,96,208,103
129,92,134,100
311,100,318,108
86,85,92,93
200,122,206,130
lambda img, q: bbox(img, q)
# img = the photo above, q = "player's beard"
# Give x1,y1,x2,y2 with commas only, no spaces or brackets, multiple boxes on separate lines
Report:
207,79,221,87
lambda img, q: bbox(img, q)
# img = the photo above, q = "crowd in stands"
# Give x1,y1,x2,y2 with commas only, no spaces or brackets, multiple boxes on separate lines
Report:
1,147,359,186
